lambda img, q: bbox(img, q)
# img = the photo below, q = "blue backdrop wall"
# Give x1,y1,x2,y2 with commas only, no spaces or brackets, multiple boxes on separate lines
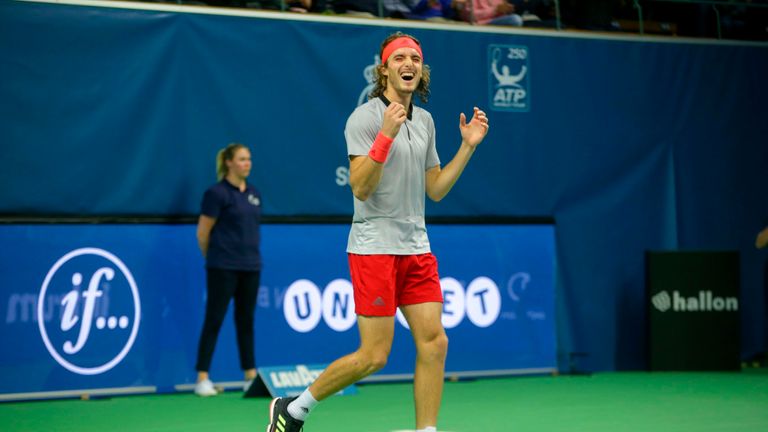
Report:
1,0,767,371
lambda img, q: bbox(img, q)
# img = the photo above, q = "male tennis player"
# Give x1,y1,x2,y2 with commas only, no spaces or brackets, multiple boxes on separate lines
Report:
266,31,489,432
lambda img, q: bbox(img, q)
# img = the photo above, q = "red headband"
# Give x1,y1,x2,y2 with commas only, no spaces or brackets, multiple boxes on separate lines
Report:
381,37,423,64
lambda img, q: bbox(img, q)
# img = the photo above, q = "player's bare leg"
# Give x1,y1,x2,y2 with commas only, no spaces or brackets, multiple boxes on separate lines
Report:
308,315,396,400
401,302,448,429
267,316,395,432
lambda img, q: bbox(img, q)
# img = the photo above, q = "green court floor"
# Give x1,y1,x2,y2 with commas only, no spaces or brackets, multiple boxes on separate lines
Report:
2,371,767,431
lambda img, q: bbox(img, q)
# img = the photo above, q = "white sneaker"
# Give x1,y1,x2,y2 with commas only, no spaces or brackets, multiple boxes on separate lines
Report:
194,379,218,397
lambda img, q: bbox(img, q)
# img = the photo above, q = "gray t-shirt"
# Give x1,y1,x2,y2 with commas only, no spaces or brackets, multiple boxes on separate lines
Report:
346,96,441,255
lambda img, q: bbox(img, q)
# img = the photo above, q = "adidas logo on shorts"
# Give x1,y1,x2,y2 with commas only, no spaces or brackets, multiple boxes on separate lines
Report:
372,296,385,306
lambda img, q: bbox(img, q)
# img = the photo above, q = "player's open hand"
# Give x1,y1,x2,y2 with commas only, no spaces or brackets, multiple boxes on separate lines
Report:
459,107,489,148
381,102,408,139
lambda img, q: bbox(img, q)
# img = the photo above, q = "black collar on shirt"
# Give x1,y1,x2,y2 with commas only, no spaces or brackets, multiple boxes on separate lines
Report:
378,95,413,121
222,178,250,193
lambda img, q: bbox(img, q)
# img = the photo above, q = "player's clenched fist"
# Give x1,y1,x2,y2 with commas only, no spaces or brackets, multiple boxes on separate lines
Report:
381,102,407,139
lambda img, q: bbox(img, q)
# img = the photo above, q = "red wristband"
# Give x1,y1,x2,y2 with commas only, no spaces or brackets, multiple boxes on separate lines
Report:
368,132,394,164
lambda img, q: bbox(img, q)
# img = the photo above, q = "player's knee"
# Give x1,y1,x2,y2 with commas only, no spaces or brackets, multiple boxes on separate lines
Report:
434,332,449,356
354,350,389,375
419,331,448,359
366,352,389,373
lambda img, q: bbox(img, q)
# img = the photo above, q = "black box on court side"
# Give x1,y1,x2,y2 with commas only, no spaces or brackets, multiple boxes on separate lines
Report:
646,251,741,371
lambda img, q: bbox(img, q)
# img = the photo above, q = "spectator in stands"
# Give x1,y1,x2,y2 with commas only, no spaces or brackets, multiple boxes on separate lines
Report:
453,0,523,26
333,0,418,17
407,0,458,22
202,0,246,7
249,0,312,12
194,143,262,397
202,0,312,12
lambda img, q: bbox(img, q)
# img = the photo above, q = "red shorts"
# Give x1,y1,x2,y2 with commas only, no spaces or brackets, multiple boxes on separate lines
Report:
348,253,443,317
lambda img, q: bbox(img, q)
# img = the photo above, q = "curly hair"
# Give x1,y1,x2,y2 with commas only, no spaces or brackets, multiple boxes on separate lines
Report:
369,32,431,104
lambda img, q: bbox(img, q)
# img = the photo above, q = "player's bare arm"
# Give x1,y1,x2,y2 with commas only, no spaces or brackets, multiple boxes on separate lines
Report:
425,107,489,202
349,103,407,201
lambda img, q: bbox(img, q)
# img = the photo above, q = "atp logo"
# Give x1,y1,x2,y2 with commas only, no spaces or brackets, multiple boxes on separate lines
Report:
489,45,530,112
37,248,141,375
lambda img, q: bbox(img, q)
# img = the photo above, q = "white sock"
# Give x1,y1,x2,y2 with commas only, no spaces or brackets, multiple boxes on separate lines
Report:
287,389,318,421
417,427,437,432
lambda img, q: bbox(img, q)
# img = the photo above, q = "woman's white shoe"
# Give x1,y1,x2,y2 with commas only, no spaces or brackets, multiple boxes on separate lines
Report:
194,379,218,397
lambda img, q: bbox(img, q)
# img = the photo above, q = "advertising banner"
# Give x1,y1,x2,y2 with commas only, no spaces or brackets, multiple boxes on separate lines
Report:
0,223,556,400
647,251,740,370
